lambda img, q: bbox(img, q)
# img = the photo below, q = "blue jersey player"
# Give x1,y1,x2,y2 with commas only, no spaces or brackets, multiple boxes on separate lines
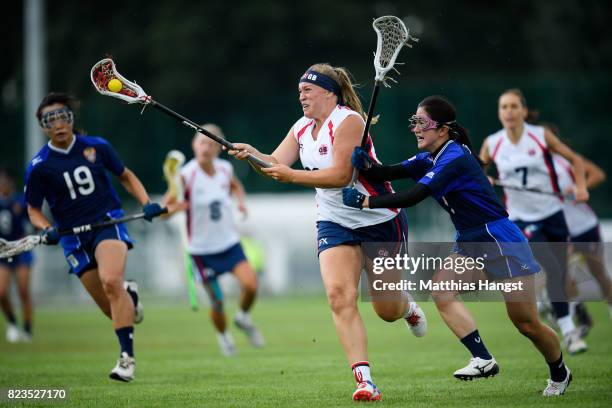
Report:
0,169,34,343
343,96,572,397
24,93,164,382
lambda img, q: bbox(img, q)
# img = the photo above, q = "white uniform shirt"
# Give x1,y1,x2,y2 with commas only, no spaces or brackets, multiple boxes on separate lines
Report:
553,154,598,236
293,105,397,229
486,123,562,222
180,158,240,255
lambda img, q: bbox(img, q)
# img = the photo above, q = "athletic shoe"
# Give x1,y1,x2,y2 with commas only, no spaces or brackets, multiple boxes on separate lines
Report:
19,331,32,343
453,357,499,380
404,303,427,337
352,380,382,401
563,330,587,355
574,303,593,338
543,367,572,396
217,332,237,356
109,352,135,382
6,323,20,343
234,313,265,347
124,280,144,324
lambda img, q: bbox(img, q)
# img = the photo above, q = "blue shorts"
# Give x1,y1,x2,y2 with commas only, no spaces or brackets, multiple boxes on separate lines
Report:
514,210,569,243
571,224,602,255
454,217,541,280
190,242,247,282
316,210,408,258
0,251,34,268
60,210,134,277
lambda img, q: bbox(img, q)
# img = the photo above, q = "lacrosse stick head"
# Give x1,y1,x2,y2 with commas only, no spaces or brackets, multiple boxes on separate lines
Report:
0,236,41,259
163,150,186,200
90,58,151,104
372,16,418,84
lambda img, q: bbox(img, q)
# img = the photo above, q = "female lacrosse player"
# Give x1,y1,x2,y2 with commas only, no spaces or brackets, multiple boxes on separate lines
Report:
343,95,572,397
553,151,612,328
24,92,164,382
163,123,264,356
480,89,588,355
229,63,427,402
0,169,34,343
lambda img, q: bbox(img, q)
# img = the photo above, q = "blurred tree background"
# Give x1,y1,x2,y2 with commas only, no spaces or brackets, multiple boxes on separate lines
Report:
2,0,611,213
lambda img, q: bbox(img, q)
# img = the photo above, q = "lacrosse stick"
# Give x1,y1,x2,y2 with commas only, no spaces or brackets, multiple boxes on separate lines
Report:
351,16,418,185
0,209,167,259
492,179,574,200
163,150,199,311
90,58,271,169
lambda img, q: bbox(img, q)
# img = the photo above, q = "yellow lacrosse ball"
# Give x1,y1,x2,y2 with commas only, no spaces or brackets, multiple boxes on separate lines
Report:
107,79,123,92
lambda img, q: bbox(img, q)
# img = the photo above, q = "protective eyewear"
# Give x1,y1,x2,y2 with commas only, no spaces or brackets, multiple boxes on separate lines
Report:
409,115,439,132
40,108,74,129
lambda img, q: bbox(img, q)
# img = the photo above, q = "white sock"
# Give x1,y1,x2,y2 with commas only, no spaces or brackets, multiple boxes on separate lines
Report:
236,310,252,325
569,302,577,318
401,292,417,318
352,362,372,383
557,315,576,337
608,303,612,320
218,330,232,341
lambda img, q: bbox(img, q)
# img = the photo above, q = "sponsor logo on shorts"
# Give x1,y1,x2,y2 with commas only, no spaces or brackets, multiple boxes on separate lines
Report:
425,171,435,179
318,238,328,247
67,255,79,268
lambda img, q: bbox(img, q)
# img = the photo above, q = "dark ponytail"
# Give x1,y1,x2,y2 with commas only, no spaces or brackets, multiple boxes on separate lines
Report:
417,95,483,165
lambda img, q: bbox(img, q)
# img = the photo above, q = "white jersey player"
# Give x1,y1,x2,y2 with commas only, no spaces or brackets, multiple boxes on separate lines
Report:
292,105,397,229
481,88,589,356
554,154,598,238
229,63,426,402
165,124,264,356
553,153,612,327
485,122,562,222
181,157,240,255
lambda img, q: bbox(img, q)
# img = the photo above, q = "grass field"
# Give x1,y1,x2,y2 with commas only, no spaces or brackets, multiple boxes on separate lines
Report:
1,296,611,407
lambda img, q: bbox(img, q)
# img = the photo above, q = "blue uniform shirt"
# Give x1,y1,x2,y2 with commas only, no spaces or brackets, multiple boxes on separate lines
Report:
0,193,29,241
401,140,508,230
24,135,125,230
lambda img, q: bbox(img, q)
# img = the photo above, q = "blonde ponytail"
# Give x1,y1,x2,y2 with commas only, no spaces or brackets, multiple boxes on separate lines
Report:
306,63,373,122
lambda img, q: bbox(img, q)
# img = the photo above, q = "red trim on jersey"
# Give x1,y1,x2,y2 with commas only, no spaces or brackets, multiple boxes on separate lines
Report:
555,157,576,182
527,132,561,194
328,121,335,145
358,175,377,196
357,175,399,214
296,120,315,142
491,137,504,161
184,168,198,241
392,216,402,254
191,255,210,283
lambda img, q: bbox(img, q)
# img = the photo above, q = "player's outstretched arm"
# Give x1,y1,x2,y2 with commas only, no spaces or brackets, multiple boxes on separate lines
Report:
117,167,152,206
230,175,248,217
545,128,588,202
117,168,165,221
584,157,606,190
26,205,52,230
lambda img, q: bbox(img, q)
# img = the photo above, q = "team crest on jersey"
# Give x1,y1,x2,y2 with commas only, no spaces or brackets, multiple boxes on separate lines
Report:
318,144,328,155
83,147,97,163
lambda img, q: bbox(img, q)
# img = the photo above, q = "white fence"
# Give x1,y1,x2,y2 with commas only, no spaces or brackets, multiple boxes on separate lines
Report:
12,192,612,305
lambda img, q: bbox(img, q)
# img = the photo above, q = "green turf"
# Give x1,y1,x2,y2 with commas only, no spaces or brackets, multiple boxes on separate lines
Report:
1,297,611,407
